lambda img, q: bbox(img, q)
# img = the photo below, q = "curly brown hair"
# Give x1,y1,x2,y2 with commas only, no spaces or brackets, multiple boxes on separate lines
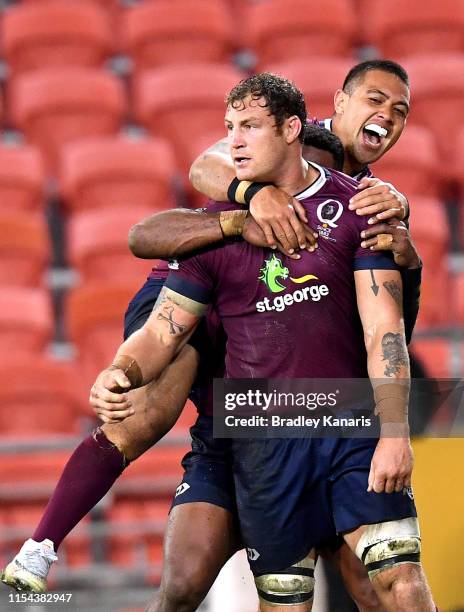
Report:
225,73,307,143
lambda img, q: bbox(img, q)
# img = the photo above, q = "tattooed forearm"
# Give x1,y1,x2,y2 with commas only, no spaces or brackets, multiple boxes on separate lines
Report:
157,306,186,335
381,332,408,376
370,270,379,296
383,280,402,308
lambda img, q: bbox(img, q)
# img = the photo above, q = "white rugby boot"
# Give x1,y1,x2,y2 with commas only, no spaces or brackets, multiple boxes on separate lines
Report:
1,539,57,593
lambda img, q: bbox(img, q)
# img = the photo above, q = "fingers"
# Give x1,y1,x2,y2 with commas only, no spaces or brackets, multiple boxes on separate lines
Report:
260,220,278,250
276,243,301,260
288,212,309,249
371,206,405,223
291,197,308,224
367,461,375,492
361,220,405,240
108,369,131,391
96,406,135,424
356,177,381,190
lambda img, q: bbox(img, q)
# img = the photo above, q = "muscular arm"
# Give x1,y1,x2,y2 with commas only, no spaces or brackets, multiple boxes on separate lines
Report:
356,269,409,385
129,209,224,259
355,268,413,494
98,287,205,392
189,137,234,201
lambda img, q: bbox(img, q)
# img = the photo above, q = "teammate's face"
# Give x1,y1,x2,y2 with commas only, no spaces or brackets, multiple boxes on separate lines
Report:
333,70,410,172
225,96,300,182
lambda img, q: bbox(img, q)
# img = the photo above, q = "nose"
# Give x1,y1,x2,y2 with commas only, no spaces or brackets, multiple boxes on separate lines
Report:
230,127,245,149
376,105,394,124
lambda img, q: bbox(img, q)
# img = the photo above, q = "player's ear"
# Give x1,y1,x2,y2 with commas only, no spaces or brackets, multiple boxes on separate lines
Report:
334,89,347,115
285,115,302,144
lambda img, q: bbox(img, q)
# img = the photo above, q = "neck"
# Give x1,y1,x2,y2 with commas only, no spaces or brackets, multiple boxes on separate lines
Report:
273,150,320,195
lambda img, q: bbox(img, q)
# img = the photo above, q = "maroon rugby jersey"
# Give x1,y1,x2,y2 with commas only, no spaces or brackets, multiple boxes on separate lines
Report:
165,163,398,379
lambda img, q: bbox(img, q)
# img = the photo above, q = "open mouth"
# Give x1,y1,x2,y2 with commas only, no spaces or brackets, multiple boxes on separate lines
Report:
234,156,251,166
362,123,388,148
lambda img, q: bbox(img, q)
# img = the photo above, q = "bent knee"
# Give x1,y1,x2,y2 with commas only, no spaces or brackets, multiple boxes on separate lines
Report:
372,562,425,594
160,563,211,610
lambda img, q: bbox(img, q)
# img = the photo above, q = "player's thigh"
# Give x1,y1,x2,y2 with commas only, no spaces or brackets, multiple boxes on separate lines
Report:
162,502,238,592
102,345,199,460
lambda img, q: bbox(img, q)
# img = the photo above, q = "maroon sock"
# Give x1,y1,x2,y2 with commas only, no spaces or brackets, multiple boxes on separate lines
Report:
33,428,126,550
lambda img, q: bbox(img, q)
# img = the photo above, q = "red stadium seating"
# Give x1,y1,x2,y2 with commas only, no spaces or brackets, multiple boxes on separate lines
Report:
408,197,451,328
365,0,464,58
122,0,234,72
65,282,141,400
0,211,50,286
9,68,126,173
0,145,45,212
2,0,113,75
247,0,357,69
372,125,442,198
67,206,158,283
106,498,170,580
262,58,353,120
0,286,53,356
402,54,464,166
410,339,454,379
60,136,176,213
134,63,243,172
0,356,81,435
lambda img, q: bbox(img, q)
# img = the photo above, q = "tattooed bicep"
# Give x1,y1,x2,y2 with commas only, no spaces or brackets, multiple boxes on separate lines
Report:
153,286,207,315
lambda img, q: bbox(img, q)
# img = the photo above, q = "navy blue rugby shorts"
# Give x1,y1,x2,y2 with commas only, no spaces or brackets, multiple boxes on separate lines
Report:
233,436,417,576
171,414,237,514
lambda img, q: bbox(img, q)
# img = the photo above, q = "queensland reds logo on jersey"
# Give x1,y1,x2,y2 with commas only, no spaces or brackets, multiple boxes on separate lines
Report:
316,199,344,241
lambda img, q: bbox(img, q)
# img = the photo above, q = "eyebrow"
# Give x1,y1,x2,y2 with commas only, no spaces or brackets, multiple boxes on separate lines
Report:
367,88,410,112
224,116,262,125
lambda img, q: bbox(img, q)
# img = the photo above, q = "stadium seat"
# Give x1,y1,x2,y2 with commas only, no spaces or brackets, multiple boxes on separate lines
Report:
401,54,464,166
9,68,126,173
134,63,243,172
410,339,454,379
0,212,50,286
116,445,187,493
106,498,170,580
122,0,234,72
0,145,45,212
365,0,464,58
65,282,141,400
2,0,113,75
67,206,158,283
60,136,176,213
0,356,81,435
0,287,53,356
372,125,442,198
408,197,451,328
262,58,353,120
247,0,357,69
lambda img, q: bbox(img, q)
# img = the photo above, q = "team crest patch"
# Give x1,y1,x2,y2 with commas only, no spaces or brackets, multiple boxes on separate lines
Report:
316,199,343,228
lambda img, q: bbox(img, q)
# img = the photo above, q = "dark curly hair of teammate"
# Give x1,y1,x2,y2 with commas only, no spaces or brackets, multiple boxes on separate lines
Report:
226,73,307,143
